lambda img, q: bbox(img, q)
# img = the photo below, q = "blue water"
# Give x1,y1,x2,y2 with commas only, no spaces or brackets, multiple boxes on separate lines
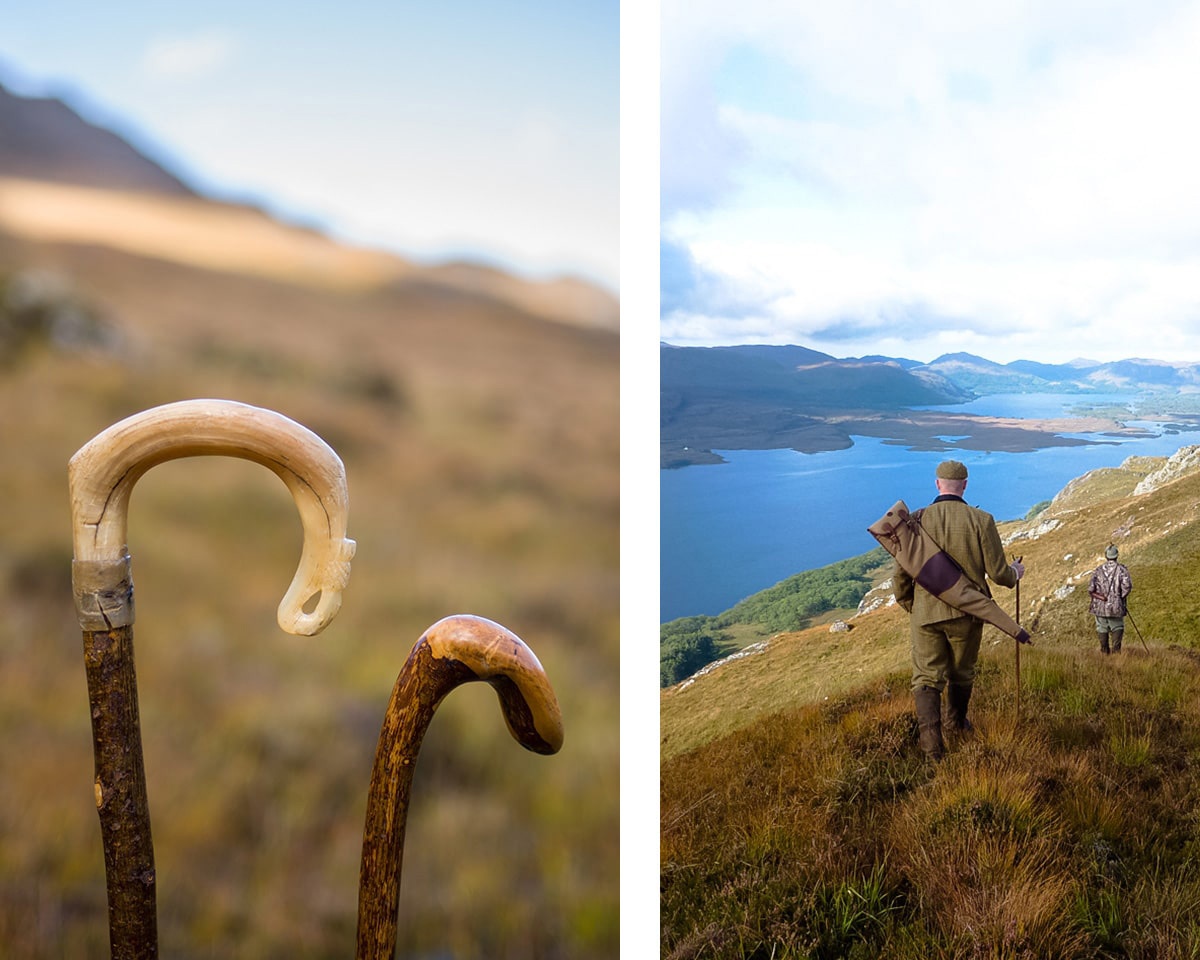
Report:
660,394,1200,622
911,392,1138,418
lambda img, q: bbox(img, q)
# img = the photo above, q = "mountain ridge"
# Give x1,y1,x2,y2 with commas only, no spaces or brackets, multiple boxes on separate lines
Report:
0,81,196,196
661,342,1200,467
0,79,618,331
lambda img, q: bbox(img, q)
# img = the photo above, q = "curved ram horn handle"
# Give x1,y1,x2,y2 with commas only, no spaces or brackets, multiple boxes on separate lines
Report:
68,398,356,635
356,614,563,960
423,614,565,754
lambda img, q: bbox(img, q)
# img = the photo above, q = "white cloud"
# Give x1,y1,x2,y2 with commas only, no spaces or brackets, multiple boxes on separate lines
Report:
141,31,237,80
661,0,1200,361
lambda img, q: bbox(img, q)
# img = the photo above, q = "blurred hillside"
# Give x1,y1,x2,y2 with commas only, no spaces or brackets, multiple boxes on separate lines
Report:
0,82,618,959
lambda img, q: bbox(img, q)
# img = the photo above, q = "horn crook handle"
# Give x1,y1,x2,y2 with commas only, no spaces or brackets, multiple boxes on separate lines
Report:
68,399,356,960
70,398,356,636
355,614,564,960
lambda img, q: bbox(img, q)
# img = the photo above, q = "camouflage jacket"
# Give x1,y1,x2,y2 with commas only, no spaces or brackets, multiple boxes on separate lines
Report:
1088,560,1131,618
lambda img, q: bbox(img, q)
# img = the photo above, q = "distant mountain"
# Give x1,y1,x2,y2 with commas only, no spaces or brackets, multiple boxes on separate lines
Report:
659,341,1200,468
0,79,617,331
0,82,195,195
1006,358,1100,381
928,351,999,367
919,352,1064,394
854,353,923,370
1090,358,1200,390
916,352,1200,395
661,344,969,408
660,343,973,466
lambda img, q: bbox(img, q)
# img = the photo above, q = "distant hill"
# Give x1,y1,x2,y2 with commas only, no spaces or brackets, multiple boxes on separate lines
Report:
660,343,972,466
0,79,618,332
0,82,195,195
1006,358,1100,381
661,344,968,406
660,342,1200,467
1092,358,1200,390
854,353,923,369
919,351,1056,393
917,352,1200,395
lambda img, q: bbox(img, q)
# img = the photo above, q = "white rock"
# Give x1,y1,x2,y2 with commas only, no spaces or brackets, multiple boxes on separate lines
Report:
1134,445,1200,495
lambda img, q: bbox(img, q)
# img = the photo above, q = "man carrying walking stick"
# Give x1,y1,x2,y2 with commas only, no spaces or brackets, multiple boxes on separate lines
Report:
1089,544,1133,654
891,460,1026,762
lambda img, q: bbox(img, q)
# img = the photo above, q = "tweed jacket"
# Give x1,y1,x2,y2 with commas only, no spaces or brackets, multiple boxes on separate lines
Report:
892,494,1017,625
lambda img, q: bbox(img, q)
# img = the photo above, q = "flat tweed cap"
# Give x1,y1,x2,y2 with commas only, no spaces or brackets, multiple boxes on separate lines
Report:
936,460,968,480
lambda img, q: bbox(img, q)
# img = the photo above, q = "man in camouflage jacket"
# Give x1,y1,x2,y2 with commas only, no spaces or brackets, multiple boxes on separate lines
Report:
1089,545,1132,654
893,460,1024,761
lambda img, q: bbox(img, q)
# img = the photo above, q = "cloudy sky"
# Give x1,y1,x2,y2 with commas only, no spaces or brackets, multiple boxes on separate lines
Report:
1,0,617,291
661,0,1200,363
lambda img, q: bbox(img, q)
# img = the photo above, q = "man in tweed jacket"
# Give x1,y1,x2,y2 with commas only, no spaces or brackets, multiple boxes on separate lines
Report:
893,460,1025,761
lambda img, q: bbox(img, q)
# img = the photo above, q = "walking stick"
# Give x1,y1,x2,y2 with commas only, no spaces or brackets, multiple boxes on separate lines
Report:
1125,606,1150,652
69,399,356,960
355,614,563,960
1013,555,1022,723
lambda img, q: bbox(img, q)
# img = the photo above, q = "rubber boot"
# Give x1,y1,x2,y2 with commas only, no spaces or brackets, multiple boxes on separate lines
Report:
1098,631,1110,655
1111,629,1123,653
946,682,974,734
913,686,945,762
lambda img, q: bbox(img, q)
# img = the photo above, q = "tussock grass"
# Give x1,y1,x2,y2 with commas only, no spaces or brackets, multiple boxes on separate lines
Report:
664,454,1200,955
0,233,617,958
664,634,1200,958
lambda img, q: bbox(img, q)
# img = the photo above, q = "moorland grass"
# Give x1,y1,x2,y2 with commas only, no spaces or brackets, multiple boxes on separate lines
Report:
663,645,1200,959
0,238,618,960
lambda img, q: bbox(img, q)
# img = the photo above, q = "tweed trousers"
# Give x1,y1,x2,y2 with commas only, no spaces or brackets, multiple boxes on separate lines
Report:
911,614,982,691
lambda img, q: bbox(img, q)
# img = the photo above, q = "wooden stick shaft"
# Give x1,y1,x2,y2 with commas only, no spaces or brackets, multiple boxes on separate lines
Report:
354,616,562,960
356,641,475,960
1015,579,1021,721
82,625,158,960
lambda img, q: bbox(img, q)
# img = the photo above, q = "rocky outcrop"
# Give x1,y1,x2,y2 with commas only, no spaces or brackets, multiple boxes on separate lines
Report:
677,641,770,690
1004,516,1062,545
856,578,897,618
1134,446,1200,496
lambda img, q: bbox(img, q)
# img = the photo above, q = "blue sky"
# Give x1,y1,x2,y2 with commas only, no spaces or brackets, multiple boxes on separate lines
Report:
0,1,618,291
661,0,1200,363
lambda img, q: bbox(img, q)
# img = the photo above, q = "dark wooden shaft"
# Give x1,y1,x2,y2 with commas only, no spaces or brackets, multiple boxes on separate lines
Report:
82,625,158,959
1015,579,1021,721
355,640,476,960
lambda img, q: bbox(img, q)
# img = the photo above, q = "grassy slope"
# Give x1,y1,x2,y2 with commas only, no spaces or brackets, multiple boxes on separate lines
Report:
660,455,1186,759
0,221,617,959
662,452,1200,957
